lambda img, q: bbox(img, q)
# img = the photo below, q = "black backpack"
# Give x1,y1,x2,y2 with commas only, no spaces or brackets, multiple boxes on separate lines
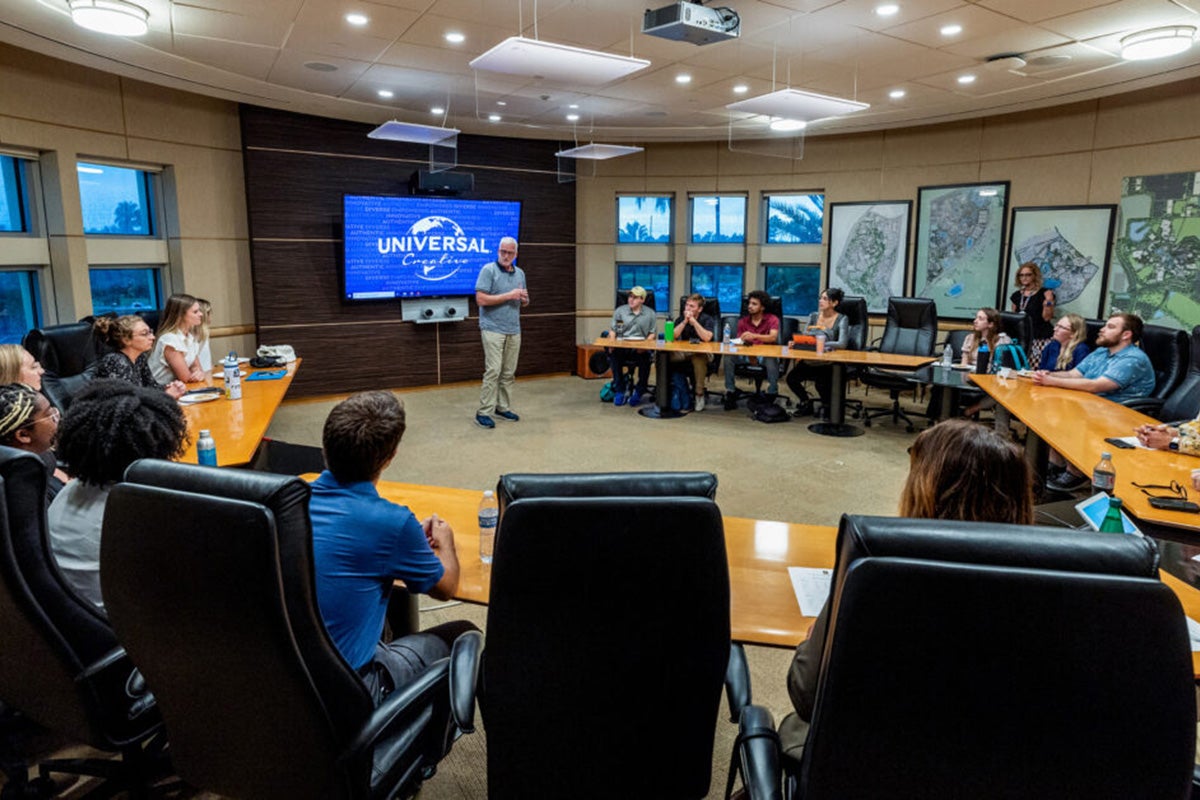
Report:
747,394,789,424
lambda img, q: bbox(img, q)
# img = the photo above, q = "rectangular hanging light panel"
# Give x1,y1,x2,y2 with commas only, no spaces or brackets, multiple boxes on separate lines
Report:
470,36,650,85
368,120,460,145
555,144,644,160
725,88,869,122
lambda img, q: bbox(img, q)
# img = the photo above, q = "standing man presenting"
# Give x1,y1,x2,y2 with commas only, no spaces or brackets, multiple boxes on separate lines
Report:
474,236,528,429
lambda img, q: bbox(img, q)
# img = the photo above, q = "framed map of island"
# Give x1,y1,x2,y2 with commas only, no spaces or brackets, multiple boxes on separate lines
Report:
914,181,1010,321
828,200,912,314
1006,205,1116,320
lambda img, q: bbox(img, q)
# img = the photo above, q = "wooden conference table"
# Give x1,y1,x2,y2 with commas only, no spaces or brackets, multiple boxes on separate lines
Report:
373,479,1200,675
595,336,934,437
177,359,301,466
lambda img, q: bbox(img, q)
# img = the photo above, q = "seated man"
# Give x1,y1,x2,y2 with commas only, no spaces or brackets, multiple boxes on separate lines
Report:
309,391,478,703
670,294,715,411
723,289,780,410
608,285,657,406
1032,313,1156,491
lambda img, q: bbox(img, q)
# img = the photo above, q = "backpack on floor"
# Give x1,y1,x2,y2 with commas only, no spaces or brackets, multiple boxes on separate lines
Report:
599,381,615,403
669,372,692,412
747,394,790,424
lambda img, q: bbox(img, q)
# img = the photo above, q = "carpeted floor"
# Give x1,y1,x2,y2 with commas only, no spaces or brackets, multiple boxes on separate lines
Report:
9,373,934,799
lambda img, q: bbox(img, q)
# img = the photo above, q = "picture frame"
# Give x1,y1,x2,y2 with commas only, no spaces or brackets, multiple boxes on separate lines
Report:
828,200,912,315
913,181,1010,321
1006,205,1116,320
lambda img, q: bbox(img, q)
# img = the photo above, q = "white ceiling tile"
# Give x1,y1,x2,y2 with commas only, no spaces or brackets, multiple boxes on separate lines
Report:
170,4,292,48
1040,0,1199,40
172,35,279,81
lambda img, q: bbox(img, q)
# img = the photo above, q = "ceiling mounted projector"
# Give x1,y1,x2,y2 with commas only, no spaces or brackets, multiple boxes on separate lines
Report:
643,1,740,45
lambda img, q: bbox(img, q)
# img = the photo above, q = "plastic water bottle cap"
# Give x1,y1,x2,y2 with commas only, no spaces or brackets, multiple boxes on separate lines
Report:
199,429,211,437
483,490,494,498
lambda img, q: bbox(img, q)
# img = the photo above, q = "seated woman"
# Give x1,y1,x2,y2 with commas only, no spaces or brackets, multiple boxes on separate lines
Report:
960,307,1000,368
1039,313,1090,373
150,293,207,385
779,419,1033,760
786,288,849,417
47,380,188,612
93,315,187,399
0,383,69,502
196,297,214,373
0,344,45,390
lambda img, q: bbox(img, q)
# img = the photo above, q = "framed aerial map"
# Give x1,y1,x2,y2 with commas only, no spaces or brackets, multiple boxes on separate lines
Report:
1111,172,1200,331
914,181,1010,320
828,200,912,314
1006,205,1116,320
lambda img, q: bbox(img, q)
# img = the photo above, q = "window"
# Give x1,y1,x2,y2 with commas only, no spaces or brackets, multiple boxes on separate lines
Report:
690,195,746,243
617,264,671,314
689,265,744,315
617,195,672,243
764,264,822,317
89,267,161,316
77,162,156,236
764,193,824,244
0,156,29,233
0,271,40,344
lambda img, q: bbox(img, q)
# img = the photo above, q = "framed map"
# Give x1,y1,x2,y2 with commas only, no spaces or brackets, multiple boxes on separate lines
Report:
828,200,912,314
914,181,1010,321
1111,172,1200,330
1006,205,1116,320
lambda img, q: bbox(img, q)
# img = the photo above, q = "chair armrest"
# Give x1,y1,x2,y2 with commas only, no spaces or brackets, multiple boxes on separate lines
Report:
78,646,160,744
342,658,450,764
867,335,882,352
449,630,483,733
725,704,783,800
1122,396,1164,417
724,642,751,722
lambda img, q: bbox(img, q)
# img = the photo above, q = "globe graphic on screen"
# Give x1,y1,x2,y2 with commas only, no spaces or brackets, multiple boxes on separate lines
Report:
408,215,465,240
406,215,466,281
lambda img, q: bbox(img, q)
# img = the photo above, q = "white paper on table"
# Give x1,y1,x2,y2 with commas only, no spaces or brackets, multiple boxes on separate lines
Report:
788,567,832,617
1186,617,1200,652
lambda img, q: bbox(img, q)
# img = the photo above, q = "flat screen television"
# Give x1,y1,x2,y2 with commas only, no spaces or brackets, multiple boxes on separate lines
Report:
342,194,522,300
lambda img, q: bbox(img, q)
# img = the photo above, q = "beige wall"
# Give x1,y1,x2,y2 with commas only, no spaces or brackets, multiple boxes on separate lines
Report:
0,43,254,356
576,77,1200,342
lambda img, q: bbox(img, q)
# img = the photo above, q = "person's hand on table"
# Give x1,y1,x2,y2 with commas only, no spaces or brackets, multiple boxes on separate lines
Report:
164,380,187,399
1030,370,1051,385
1192,469,1200,492
187,368,207,383
1135,423,1174,450
424,514,456,552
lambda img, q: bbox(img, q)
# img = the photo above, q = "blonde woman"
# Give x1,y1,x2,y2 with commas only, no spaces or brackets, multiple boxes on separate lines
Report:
150,293,206,384
196,297,214,372
1039,313,1090,372
0,344,45,390
1010,262,1055,366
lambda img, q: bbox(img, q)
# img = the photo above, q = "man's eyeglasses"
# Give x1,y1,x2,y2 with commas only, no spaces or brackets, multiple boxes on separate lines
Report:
1132,480,1188,500
498,248,517,255
1018,272,1033,278
133,329,154,338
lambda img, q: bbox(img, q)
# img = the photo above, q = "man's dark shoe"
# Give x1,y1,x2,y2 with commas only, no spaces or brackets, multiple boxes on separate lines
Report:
1048,471,1088,492
494,410,520,422
474,413,495,429
723,394,738,411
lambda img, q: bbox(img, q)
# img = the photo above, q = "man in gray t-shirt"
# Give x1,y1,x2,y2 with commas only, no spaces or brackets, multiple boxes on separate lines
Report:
473,236,528,429
608,286,657,406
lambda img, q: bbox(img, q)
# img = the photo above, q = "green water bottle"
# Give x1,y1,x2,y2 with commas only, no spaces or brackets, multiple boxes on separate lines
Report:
1099,496,1126,533
664,319,675,342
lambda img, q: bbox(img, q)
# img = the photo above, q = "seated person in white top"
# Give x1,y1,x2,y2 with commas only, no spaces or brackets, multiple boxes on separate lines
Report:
607,286,657,407
196,297,214,373
47,380,188,611
150,293,207,385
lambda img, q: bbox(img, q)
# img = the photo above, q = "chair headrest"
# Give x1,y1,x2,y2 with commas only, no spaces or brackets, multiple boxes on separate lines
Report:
124,459,311,514
496,471,717,516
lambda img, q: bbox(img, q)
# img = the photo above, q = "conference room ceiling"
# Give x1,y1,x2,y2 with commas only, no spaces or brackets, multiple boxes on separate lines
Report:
4,0,1200,142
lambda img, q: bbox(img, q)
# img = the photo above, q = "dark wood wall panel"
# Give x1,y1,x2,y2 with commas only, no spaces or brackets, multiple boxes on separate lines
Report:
241,105,576,397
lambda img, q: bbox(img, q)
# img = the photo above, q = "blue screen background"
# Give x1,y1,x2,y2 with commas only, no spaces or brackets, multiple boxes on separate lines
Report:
343,195,521,299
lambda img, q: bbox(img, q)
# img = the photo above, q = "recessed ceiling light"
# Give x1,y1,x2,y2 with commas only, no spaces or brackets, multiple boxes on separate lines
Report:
377,89,394,99
68,0,149,36
1120,26,1197,60
345,12,368,26
957,74,976,84
769,118,807,132
676,73,692,84
488,114,501,122
568,103,579,109
496,100,507,106
889,88,906,99
875,4,900,16
431,106,445,114
445,31,466,44
940,24,962,36
732,84,749,94
566,113,580,121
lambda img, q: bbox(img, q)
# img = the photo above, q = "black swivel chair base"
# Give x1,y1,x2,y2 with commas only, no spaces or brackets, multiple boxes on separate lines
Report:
638,405,684,419
861,393,921,433
20,734,175,800
808,421,864,437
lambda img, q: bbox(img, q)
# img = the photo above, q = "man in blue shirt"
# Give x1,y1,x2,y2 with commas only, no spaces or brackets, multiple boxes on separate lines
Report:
1032,313,1156,491
474,236,528,429
309,391,476,702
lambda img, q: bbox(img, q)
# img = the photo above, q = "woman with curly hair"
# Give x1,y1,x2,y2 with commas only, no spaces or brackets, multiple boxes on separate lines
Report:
47,379,188,611
93,315,187,398
0,382,68,501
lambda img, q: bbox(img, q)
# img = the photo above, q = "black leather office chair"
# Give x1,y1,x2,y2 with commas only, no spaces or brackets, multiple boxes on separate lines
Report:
860,297,938,432
137,308,161,333
835,295,870,417
997,309,1033,349
729,295,786,402
1140,325,1200,423
21,322,106,410
732,514,1196,800
457,471,757,799
101,461,466,800
1135,323,1188,405
0,446,166,796
615,289,656,311
1084,317,1104,347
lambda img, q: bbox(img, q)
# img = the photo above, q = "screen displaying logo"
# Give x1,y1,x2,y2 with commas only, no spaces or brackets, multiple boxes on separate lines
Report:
344,195,522,299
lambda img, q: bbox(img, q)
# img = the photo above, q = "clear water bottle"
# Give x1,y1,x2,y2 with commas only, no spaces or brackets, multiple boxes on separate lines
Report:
197,429,217,466
722,322,732,351
478,490,499,564
1092,452,1116,494
223,351,242,400
941,343,953,369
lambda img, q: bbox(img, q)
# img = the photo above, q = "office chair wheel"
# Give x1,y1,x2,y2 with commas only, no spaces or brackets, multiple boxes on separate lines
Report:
863,417,872,427
905,424,915,433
